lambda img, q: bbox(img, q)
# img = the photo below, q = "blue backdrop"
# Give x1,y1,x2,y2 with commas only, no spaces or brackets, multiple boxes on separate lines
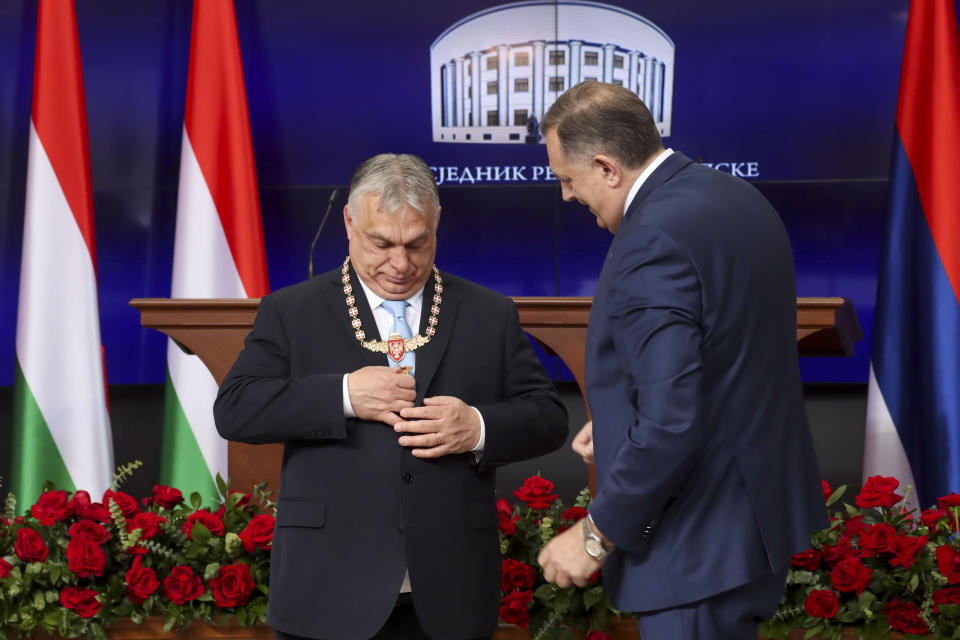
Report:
0,0,908,385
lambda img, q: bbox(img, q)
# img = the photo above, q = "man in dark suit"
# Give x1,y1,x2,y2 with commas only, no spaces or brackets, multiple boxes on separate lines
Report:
214,153,568,640
536,82,826,639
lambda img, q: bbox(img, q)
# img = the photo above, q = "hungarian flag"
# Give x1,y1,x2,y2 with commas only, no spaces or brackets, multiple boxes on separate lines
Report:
11,0,114,506
160,0,269,501
863,0,960,507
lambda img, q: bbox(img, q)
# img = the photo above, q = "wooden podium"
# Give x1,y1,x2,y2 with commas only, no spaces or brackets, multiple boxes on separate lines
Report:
131,296,861,498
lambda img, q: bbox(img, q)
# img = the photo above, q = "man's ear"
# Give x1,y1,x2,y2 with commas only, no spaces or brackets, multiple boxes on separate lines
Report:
343,205,353,240
593,154,624,188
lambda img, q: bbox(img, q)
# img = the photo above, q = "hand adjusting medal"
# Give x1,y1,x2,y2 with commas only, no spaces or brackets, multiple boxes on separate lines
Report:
341,257,442,373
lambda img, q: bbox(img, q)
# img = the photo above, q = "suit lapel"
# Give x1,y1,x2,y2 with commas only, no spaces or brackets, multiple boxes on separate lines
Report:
412,269,458,402
323,264,385,367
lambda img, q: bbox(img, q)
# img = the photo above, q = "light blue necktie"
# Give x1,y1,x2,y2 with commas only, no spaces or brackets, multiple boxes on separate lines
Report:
381,299,415,375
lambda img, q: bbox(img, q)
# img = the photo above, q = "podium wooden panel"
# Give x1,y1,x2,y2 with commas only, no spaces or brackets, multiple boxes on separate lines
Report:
130,296,862,497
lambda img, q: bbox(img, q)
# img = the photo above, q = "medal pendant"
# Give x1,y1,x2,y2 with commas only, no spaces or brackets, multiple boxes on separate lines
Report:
387,333,406,363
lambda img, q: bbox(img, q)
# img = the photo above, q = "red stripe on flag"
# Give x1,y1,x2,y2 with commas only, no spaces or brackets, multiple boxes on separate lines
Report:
897,0,960,302
184,0,269,298
31,0,97,272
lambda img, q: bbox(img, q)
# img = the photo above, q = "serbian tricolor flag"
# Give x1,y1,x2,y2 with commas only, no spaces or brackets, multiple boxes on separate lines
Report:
160,0,269,500
863,0,960,507
10,0,114,505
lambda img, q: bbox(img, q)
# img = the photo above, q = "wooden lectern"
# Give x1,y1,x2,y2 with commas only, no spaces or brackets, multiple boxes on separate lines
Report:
130,296,861,498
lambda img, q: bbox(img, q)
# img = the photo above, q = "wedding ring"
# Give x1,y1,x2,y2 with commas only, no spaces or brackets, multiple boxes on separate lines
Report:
435,432,441,444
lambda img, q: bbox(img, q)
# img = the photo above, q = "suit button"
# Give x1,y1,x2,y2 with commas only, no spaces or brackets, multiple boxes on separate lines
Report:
402,473,414,483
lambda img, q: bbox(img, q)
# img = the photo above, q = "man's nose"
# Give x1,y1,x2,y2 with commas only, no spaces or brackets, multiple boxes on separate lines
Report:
388,246,410,271
560,184,575,202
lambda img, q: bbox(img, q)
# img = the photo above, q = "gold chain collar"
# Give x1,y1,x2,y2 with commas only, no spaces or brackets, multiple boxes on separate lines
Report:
341,257,442,358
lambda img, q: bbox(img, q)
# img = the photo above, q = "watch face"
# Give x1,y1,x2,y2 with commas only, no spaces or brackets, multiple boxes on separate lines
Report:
585,538,605,557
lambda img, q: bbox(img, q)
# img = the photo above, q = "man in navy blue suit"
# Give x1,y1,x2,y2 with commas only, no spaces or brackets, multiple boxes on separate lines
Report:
537,82,827,639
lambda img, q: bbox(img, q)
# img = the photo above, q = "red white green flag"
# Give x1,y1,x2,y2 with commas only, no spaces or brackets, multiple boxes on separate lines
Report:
160,0,269,501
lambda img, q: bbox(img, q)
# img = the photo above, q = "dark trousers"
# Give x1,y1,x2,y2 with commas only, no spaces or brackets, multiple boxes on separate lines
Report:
636,569,788,640
274,594,491,640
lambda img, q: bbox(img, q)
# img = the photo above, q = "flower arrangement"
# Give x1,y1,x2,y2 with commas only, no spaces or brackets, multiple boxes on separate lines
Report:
760,476,960,640
0,463,273,640
497,475,623,640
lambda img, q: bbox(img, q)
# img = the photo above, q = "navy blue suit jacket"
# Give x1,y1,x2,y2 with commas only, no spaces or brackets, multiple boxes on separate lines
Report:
214,265,568,639
585,152,827,612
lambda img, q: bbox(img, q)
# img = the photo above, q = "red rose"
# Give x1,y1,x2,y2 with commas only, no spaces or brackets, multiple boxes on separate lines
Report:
501,558,535,593
890,534,927,569
239,514,275,553
921,509,947,530
858,523,897,557
843,515,866,538
151,484,184,509
30,490,70,526
585,632,614,640
937,545,960,583
590,570,600,582
128,512,166,540
182,509,225,539
558,506,589,533
0,557,11,578
66,537,106,578
125,557,160,604
497,499,518,536
933,587,960,613
821,536,851,566
210,563,256,608
68,520,110,544
14,527,48,563
103,489,139,517
499,590,534,627
821,481,832,502
66,490,91,517
60,586,102,618
80,502,111,523
803,589,839,619
855,475,903,508
829,556,873,595
791,548,821,570
939,493,960,510
163,565,206,604
512,476,558,510
882,599,929,634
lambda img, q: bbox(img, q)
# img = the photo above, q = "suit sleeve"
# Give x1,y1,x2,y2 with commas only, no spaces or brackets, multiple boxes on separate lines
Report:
474,300,569,473
213,293,348,444
588,227,704,552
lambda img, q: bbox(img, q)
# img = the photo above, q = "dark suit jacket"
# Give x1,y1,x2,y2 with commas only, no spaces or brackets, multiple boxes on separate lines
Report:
214,265,568,640
585,152,827,612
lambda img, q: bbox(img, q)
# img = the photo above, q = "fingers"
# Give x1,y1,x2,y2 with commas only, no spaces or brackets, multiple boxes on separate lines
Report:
397,431,441,448
571,420,594,464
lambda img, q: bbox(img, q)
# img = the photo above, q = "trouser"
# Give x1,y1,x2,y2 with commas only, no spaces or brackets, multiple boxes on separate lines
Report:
636,569,788,640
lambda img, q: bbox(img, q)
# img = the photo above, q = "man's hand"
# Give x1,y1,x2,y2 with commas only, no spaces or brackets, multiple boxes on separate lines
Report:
538,522,603,588
347,366,416,427
395,396,480,458
572,420,594,464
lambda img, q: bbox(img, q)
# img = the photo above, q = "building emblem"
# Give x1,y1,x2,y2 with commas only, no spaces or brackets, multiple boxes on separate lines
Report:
430,1,675,144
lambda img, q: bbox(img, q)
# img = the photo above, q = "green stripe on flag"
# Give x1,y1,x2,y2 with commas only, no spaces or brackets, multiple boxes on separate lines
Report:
10,358,75,507
159,369,218,506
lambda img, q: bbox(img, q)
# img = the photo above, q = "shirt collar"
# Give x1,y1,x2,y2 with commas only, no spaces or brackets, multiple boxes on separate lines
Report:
622,148,674,218
355,274,426,312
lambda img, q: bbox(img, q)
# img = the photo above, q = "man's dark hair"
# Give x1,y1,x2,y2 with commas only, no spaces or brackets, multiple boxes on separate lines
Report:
541,82,662,169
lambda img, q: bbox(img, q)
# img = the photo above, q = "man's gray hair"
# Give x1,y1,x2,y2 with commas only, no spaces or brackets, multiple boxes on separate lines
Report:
541,82,662,169
347,153,439,221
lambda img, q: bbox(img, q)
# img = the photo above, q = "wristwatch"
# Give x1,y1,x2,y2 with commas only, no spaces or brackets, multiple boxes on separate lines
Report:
582,516,609,561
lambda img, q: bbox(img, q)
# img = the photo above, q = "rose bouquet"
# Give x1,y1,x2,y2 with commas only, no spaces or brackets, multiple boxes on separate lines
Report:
0,465,274,640
497,475,623,640
760,476,960,640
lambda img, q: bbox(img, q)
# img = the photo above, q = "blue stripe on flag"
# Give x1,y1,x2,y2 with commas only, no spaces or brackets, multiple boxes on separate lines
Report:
872,136,960,504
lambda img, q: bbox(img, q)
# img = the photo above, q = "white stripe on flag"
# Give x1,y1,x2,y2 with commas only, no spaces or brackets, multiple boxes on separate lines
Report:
169,127,246,482
16,121,113,496
863,364,919,511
